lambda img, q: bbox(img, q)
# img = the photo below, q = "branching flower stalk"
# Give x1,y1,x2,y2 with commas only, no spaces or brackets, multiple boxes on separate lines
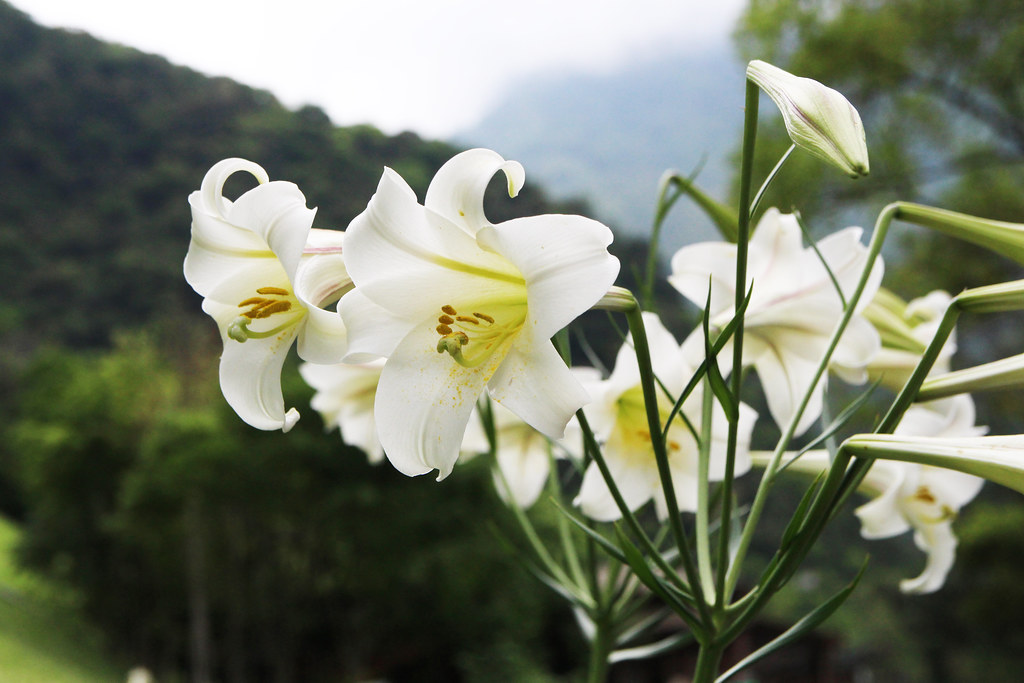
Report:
181,58,1024,682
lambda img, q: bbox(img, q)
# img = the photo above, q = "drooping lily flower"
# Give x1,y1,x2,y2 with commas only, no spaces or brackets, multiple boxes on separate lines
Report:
339,148,619,480
669,208,882,436
299,359,386,463
574,313,757,521
185,158,350,431
853,396,986,593
747,59,869,178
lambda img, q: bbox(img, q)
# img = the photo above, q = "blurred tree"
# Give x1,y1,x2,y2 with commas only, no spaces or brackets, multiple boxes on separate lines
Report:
9,332,582,682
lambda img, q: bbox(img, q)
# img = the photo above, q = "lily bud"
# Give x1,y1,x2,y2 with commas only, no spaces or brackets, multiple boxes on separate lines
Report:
747,59,869,178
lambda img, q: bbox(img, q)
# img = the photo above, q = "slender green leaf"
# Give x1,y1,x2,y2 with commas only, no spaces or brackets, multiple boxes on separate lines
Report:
716,560,868,682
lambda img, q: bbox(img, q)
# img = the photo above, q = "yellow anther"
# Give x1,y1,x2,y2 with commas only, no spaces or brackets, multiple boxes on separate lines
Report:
238,296,270,308
257,286,290,296
913,486,937,504
251,300,292,318
473,312,495,324
456,315,479,324
442,304,458,316
438,314,455,325
437,323,453,335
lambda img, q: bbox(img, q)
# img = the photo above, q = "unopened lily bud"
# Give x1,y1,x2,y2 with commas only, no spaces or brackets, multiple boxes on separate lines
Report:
747,59,869,178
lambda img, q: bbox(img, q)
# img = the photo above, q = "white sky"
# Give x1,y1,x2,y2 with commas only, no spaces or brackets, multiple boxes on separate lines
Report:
10,0,746,138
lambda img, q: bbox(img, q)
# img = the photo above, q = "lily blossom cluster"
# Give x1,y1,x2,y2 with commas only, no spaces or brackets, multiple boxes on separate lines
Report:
183,58,1024,681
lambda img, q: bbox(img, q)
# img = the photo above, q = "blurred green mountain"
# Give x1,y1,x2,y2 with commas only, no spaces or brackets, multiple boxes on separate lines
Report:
455,47,747,253
0,0,580,355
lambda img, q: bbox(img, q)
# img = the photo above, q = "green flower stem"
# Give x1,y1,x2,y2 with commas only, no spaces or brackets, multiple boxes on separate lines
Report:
575,408,705,633
692,641,725,683
715,78,759,610
642,172,685,310
586,612,614,683
695,377,717,604
831,292,964,513
749,144,795,218
623,305,710,623
494,461,593,607
723,201,898,601
547,447,588,592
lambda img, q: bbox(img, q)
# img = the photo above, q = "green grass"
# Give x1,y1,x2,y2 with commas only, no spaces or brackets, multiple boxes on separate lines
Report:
0,517,126,682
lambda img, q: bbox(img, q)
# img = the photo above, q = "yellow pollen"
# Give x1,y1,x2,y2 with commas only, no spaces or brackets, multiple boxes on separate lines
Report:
913,486,937,504
257,286,290,296
433,301,526,368
247,300,292,319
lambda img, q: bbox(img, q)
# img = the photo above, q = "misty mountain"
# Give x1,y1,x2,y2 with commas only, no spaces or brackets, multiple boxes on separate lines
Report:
455,47,747,254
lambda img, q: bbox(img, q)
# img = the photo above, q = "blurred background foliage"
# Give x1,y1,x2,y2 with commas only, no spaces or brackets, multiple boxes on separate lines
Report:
3,0,1024,680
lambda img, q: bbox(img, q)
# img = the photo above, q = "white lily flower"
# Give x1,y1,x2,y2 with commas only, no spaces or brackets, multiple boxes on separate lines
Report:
574,313,757,521
339,149,619,480
185,158,350,432
669,208,882,436
854,396,986,593
299,359,386,463
747,59,869,178
855,289,955,390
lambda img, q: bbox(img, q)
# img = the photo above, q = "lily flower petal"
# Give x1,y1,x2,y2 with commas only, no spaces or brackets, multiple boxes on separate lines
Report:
300,359,386,463
425,147,525,236
574,313,757,521
670,208,882,435
184,159,351,431
341,149,619,479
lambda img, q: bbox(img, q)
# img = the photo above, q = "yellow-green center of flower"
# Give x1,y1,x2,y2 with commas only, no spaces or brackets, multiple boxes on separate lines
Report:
611,386,685,461
905,485,956,524
435,303,527,368
228,286,304,342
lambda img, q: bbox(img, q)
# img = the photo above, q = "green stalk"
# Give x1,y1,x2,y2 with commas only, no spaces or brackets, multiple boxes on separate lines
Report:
641,173,683,309
695,377,717,604
575,409,705,632
714,78,759,610
622,307,711,627
692,641,725,683
586,612,614,683
722,201,897,600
